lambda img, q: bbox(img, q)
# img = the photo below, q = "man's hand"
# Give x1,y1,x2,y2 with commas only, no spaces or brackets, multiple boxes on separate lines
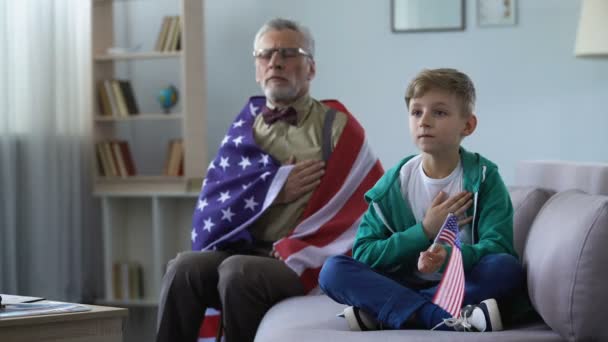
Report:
275,156,325,204
417,243,447,274
422,191,473,240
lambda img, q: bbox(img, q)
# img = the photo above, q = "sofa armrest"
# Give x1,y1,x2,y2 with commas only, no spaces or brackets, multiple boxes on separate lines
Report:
523,190,608,341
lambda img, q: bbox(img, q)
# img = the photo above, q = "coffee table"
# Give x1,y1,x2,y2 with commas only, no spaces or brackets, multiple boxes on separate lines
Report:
0,303,128,342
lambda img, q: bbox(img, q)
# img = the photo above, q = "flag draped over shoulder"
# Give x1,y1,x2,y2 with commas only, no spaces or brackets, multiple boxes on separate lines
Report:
191,96,383,291
432,213,465,318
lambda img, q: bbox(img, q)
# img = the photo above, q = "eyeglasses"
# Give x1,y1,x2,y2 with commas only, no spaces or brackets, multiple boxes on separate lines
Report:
253,47,312,60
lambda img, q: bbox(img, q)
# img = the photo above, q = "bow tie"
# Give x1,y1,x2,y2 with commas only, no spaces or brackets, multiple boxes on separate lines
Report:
261,106,298,126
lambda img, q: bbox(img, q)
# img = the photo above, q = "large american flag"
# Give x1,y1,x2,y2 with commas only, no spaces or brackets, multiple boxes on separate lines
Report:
431,213,465,318
195,96,384,341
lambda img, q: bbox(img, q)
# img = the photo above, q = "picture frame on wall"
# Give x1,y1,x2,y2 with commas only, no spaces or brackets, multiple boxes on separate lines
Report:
392,0,465,32
477,0,517,27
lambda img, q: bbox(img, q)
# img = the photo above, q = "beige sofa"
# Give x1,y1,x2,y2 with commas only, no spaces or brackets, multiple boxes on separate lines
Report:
255,161,608,342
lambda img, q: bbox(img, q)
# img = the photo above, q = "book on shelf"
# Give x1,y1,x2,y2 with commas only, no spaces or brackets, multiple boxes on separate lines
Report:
99,141,118,177
111,80,129,116
96,140,136,178
169,16,181,52
155,16,171,52
112,261,144,300
154,16,181,52
163,139,184,177
102,80,119,116
96,79,139,117
118,80,140,115
96,80,112,116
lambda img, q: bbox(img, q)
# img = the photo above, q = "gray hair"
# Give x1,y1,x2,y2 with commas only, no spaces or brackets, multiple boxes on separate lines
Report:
253,18,315,58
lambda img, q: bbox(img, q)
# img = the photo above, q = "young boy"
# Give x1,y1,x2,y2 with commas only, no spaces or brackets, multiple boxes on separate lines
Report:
319,68,523,332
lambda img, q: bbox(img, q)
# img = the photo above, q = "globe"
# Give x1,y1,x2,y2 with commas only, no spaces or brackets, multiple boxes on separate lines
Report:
157,85,179,114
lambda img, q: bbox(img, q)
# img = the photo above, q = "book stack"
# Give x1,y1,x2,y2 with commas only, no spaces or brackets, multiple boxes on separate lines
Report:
164,139,184,176
96,140,136,178
112,262,144,300
155,16,181,52
97,79,139,117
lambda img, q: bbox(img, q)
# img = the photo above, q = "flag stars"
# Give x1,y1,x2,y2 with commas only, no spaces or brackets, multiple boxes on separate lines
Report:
242,182,252,190
238,156,252,170
218,191,231,203
249,103,259,116
197,198,208,211
203,218,215,232
191,228,198,242
219,156,230,171
259,154,270,167
260,171,271,181
233,119,245,128
232,135,244,147
244,196,258,211
221,135,231,147
208,161,215,170
221,207,235,222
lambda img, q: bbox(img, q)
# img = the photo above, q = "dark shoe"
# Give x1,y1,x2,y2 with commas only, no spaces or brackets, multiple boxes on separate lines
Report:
338,306,379,331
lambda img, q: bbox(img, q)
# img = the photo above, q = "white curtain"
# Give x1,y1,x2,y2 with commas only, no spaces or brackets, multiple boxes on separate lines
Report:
0,0,100,302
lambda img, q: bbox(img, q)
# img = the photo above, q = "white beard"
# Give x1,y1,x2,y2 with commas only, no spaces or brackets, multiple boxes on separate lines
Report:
262,84,298,104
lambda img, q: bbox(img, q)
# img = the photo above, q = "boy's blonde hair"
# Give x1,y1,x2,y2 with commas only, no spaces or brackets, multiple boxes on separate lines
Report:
405,68,476,117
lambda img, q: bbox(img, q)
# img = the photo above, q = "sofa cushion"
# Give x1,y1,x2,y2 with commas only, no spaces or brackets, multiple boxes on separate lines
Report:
255,295,563,342
523,190,608,341
508,186,554,259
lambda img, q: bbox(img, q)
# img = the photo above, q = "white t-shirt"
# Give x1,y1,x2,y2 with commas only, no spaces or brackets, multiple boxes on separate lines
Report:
399,155,472,245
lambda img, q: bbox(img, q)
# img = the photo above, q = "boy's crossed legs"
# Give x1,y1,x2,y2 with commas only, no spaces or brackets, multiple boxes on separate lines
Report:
319,253,523,331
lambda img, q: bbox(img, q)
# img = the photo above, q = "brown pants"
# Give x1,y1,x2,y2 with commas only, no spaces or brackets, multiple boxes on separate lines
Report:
156,250,305,342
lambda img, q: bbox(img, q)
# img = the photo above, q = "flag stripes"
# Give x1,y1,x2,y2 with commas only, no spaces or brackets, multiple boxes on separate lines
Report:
274,139,383,292
431,213,465,318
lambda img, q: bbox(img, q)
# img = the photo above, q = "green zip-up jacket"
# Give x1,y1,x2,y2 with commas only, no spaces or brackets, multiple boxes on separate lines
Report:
353,148,517,275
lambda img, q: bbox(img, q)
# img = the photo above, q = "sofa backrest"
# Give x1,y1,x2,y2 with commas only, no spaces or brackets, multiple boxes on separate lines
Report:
515,160,608,195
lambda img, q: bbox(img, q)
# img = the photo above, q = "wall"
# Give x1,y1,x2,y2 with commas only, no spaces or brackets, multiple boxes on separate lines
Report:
203,0,608,184
116,0,608,183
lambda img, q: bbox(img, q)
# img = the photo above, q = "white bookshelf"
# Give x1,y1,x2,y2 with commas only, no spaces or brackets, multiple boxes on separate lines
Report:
91,0,207,308
92,0,207,194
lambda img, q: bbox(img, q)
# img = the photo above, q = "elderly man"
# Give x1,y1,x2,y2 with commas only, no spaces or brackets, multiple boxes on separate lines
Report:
156,18,382,342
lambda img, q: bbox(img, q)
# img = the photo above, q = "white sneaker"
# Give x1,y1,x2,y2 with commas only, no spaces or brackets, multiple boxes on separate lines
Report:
433,298,503,332
337,306,379,331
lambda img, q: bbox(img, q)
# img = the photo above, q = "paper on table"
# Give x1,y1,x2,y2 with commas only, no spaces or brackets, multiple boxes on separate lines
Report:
0,301,90,319
0,294,45,305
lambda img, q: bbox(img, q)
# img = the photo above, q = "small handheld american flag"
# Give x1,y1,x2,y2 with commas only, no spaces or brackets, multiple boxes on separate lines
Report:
431,213,465,318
